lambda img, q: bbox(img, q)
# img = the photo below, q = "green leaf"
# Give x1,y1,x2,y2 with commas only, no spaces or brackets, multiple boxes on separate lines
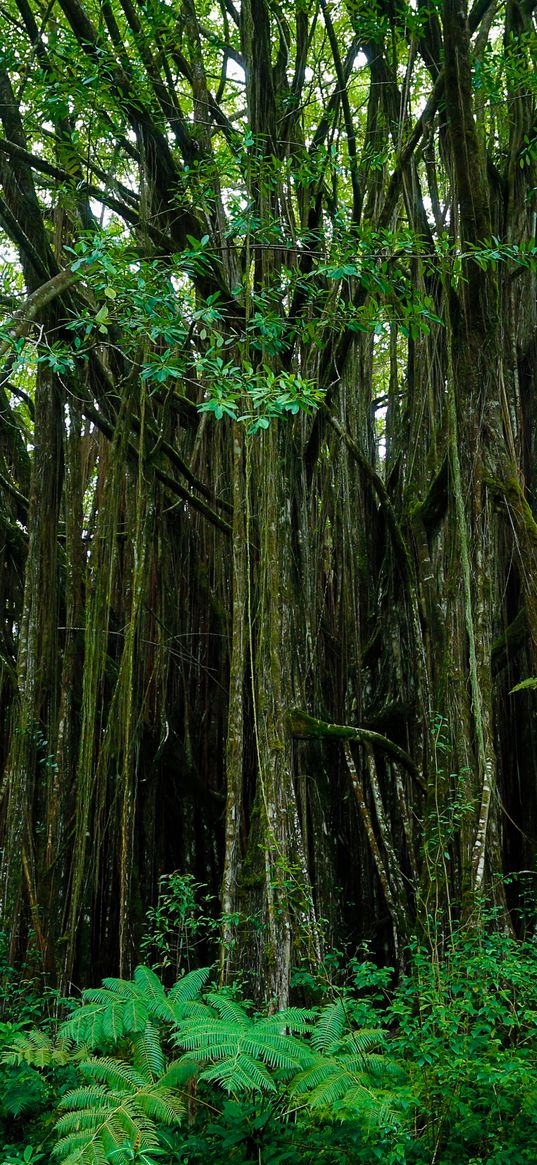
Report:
509,677,537,693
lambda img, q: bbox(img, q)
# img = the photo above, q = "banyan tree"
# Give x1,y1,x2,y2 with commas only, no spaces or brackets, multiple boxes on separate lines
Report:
0,0,536,1000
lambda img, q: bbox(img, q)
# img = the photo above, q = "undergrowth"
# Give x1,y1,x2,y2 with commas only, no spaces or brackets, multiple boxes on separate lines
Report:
1,926,537,1165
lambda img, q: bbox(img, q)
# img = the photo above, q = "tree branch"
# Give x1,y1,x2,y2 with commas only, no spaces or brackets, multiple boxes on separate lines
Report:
0,267,79,361
288,709,424,788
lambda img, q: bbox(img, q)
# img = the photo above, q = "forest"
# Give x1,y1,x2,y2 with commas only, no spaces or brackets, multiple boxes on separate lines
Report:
0,0,537,1161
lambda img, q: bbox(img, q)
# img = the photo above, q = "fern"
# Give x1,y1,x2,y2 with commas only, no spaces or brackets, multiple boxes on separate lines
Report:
339,1028,387,1055
81,1057,150,1091
286,1004,403,1127
51,1054,191,1165
53,1131,108,1165
203,992,250,1025
59,971,190,1048
132,964,169,1002
311,1000,347,1052
2,1028,79,1067
257,1007,317,1034
8,965,407,1162
199,1052,277,1093
159,1056,199,1088
167,965,212,1006
131,1023,165,1081
123,995,151,1034
289,1053,402,1119
1,1065,49,1117
509,676,537,693
171,1014,314,1082
59,1000,125,1048
60,985,147,1047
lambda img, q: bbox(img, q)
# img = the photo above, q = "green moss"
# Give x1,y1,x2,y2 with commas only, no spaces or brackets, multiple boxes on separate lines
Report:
485,475,537,541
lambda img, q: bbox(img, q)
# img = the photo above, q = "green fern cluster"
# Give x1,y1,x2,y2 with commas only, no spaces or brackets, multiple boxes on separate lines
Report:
3,966,404,1165
288,1000,403,1125
52,1056,192,1165
58,964,212,1047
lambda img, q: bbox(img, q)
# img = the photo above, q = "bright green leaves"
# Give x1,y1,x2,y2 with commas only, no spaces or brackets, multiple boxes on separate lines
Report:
198,365,324,433
180,234,216,278
318,262,361,280
93,305,109,335
465,238,537,271
58,966,213,1049
509,677,537,694
57,233,324,426
53,1055,189,1165
520,134,537,170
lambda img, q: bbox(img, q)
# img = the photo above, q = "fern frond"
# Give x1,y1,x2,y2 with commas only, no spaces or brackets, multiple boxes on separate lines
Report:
199,1051,277,1094
60,980,155,1049
305,1068,356,1109
289,1058,340,1096
141,994,176,1024
2,1068,48,1116
333,1053,381,1077
171,1009,313,1086
240,1030,311,1071
81,987,125,1005
53,1100,160,1165
168,966,212,1007
55,1109,120,1135
133,964,168,1003
159,1056,198,1089
340,1028,385,1054
100,977,137,998
311,1001,346,1052
171,1018,240,1054
56,1085,112,1112
287,1026,406,1129
168,998,212,1026
59,1004,109,1047
131,1023,165,1081
103,1000,127,1044
176,1032,243,1058
257,1007,316,1034
104,1106,155,1144
122,995,150,1034
52,1054,184,1165
135,1087,185,1123
203,993,249,1025
337,1084,402,1127
81,1056,148,1091
2,1031,92,1072
53,1130,108,1165
2,1029,55,1067
362,1052,402,1078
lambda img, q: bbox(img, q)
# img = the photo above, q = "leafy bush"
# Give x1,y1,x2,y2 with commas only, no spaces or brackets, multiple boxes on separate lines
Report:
139,873,220,976
389,928,537,1164
0,936,78,1163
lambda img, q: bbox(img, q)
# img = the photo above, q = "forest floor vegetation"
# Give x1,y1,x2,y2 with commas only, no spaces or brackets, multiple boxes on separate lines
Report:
1,919,536,1165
